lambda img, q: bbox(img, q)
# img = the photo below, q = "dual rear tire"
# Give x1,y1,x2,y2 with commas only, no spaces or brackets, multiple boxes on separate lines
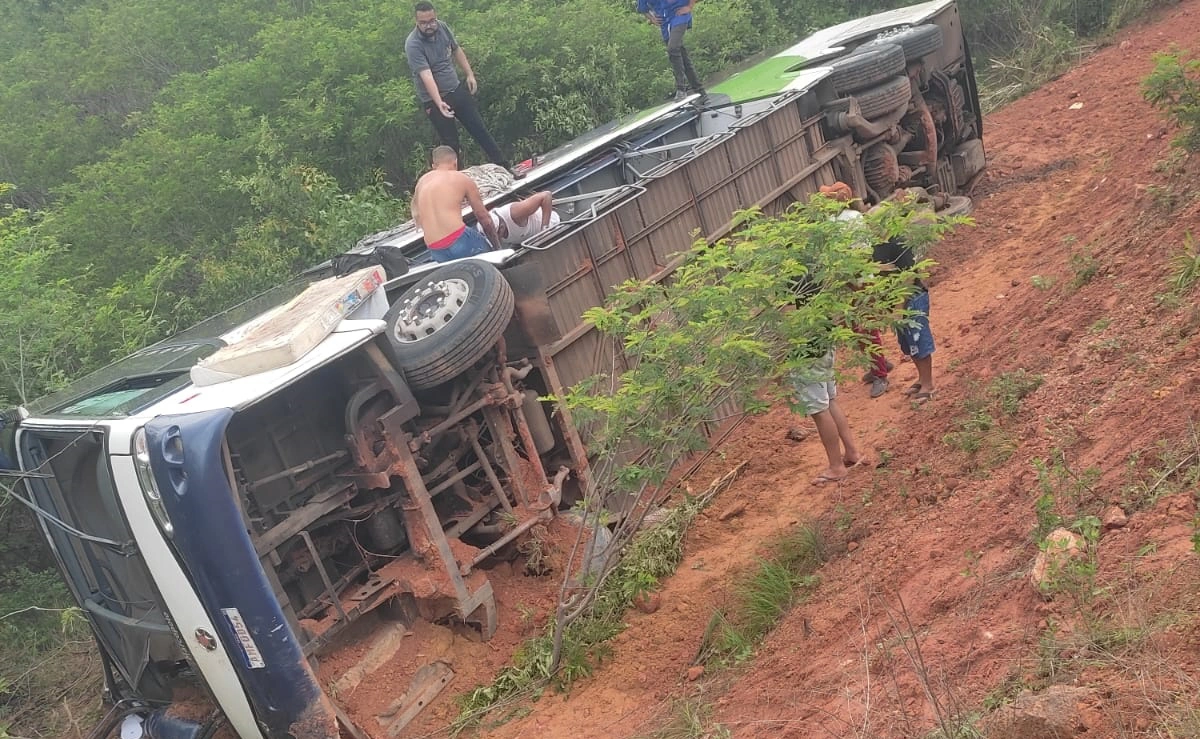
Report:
824,24,945,123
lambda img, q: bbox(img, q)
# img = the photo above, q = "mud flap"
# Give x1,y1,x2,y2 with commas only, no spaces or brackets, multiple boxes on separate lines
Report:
146,411,339,738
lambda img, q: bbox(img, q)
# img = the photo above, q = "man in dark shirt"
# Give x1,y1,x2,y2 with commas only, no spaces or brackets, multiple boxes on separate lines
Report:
873,235,935,402
405,2,508,167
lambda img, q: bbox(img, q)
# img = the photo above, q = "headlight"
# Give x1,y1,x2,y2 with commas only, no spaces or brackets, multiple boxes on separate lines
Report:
133,428,174,538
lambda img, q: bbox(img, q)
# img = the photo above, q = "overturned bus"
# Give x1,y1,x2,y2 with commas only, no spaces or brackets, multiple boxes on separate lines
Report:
12,2,983,737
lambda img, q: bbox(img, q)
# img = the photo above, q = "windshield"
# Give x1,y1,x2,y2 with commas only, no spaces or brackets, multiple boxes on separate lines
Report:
28,279,314,417
17,428,184,702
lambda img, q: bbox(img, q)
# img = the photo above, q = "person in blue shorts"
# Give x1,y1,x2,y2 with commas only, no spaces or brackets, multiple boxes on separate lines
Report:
412,146,501,262
873,235,936,403
637,0,706,101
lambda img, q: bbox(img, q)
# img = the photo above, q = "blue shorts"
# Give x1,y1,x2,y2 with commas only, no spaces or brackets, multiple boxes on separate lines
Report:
895,290,935,359
428,226,491,263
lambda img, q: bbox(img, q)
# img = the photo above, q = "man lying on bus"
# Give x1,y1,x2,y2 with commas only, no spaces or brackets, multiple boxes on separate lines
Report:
476,190,561,247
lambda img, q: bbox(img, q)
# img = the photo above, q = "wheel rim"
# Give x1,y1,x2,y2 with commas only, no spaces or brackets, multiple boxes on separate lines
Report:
392,277,471,343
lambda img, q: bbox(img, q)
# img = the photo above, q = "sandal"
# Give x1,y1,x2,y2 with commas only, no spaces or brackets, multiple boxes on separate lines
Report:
811,472,847,486
911,390,935,404
903,382,923,397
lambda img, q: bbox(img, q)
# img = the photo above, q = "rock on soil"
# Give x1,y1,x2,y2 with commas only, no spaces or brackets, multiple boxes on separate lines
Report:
1030,528,1087,591
718,501,748,520
1102,505,1128,531
983,685,1098,738
633,592,662,614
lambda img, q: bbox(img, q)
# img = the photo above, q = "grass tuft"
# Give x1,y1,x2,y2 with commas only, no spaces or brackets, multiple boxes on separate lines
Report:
646,697,732,739
452,492,715,732
1170,232,1200,295
944,371,1041,471
989,370,1044,416
698,525,826,667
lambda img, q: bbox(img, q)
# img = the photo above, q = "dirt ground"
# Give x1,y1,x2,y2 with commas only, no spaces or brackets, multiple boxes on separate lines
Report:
330,3,1200,737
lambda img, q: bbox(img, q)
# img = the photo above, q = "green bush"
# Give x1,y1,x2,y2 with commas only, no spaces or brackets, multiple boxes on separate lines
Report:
1143,46,1200,151
0,567,91,733
968,0,1178,111
0,568,75,657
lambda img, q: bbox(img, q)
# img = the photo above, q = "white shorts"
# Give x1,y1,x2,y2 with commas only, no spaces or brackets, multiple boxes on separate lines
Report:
791,350,837,415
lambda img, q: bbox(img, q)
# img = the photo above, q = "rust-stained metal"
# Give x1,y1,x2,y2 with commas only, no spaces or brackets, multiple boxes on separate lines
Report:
443,496,501,539
536,349,593,491
460,514,543,576
498,362,553,508
340,471,392,490
308,379,507,645
377,661,455,737
482,404,534,508
380,417,498,637
504,360,535,383
910,83,939,169
426,460,482,498
461,466,568,576
463,421,514,514
409,382,509,452
927,68,966,144
298,530,348,624
343,382,397,483
478,339,544,509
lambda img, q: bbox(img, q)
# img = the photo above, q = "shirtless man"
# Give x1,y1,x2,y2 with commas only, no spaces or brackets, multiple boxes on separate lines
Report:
475,190,560,247
412,146,501,262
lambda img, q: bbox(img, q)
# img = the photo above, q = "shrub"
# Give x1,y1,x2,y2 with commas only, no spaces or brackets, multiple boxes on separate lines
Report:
1143,46,1200,151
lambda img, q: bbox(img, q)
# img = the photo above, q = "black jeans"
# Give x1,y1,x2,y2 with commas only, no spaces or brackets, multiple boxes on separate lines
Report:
666,24,701,91
424,84,508,167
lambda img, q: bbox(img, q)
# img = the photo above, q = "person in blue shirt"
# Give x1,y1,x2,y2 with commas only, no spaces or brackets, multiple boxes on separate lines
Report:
637,0,705,101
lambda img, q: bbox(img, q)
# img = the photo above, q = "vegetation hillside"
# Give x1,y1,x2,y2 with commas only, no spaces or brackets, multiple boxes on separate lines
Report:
0,0,1178,735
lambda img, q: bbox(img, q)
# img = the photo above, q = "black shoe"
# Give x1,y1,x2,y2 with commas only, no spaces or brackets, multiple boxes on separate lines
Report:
692,87,708,102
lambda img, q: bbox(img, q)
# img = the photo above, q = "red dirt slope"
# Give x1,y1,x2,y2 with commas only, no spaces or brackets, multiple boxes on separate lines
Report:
451,2,1200,737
